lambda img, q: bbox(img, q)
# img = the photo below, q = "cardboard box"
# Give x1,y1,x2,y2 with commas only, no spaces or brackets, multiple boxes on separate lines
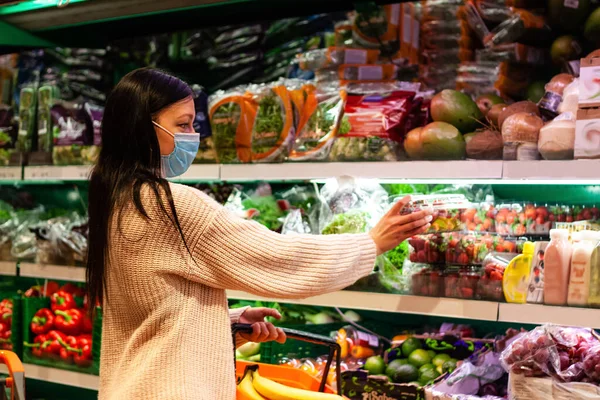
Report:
578,51,600,108
574,108,600,159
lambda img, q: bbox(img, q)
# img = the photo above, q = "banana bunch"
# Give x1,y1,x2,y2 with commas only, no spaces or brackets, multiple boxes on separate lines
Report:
237,368,344,400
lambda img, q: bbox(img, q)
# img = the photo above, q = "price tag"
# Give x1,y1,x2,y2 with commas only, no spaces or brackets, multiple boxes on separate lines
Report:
0,168,19,180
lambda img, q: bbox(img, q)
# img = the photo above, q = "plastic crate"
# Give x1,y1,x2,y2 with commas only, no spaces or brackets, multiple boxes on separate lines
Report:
259,320,399,365
0,294,22,359
22,297,102,375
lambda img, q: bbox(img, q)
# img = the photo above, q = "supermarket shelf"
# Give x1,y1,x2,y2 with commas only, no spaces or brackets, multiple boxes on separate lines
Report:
175,164,221,181
23,364,99,390
23,165,92,181
227,290,500,321
220,161,504,181
19,263,86,283
498,303,600,329
0,262,17,276
0,167,21,182
2,0,361,48
502,160,600,182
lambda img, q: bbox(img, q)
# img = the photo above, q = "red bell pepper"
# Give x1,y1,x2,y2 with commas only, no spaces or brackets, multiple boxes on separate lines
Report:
59,347,72,363
23,334,49,358
24,281,60,298
2,310,12,326
59,283,85,298
81,312,93,334
74,352,92,368
46,330,67,354
77,336,93,359
50,291,76,312
0,299,13,311
31,308,54,335
54,309,83,335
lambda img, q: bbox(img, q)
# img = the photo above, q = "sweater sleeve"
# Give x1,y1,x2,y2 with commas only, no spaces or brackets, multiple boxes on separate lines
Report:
175,186,377,299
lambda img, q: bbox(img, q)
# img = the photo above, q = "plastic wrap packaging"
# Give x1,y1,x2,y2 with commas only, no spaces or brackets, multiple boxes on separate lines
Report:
329,84,417,162
289,87,347,162
479,252,518,301
208,88,255,163
17,85,36,152
538,112,575,160
500,325,599,382
396,194,471,233
9,207,45,262
0,202,14,261
279,185,319,235
33,213,88,266
428,349,508,399
317,176,388,235
538,74,576,121
352,3,401,48
249,83,294,163
224,184,286,232
409,234,447,264
338,64,398,84
37,83,60,152
508,372,600,400
558,79,579,116
296,48,380,71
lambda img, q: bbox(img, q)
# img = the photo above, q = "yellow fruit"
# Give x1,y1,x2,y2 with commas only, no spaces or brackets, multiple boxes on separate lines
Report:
237,369,267,400
252,370,343,400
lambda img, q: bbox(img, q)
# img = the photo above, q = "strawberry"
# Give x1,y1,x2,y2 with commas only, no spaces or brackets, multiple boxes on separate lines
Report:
460,287,474,298
490,270,504,281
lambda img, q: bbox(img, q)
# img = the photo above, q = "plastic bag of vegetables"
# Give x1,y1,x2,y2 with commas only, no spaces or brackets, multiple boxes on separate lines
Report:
208,87,255,163
318,176,388,234
329,83,418,162
249,83,295,163
289,86,348,161
224,184,286,232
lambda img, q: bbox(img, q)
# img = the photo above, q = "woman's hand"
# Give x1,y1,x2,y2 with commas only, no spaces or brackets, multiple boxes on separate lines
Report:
239,307,286,344
370,195,433,255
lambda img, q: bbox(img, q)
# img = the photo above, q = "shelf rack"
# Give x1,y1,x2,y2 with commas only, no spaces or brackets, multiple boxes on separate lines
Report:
2,160,600,183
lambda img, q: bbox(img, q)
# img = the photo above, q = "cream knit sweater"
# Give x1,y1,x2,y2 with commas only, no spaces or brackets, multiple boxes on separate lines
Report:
99,183,377,400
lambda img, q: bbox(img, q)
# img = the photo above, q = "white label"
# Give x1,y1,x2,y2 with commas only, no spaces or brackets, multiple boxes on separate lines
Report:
344,49,367,64
402,13,412,43
564,0,579,8
574,118,600,159
0,168,19,180
357,66,383,81
412,20,420,49
389,4,400,25
579,65,600,106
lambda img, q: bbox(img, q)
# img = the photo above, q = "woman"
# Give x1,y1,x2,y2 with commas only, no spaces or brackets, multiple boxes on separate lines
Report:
86,68,432,400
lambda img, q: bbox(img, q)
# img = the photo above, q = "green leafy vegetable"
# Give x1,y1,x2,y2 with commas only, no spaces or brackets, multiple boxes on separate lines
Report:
386,240,409,268
211,102,241,163
242,195,284,231
322,211,369,234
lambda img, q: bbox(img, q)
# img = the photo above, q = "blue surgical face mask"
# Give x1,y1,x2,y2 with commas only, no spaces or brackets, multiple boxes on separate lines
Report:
153,121,200,178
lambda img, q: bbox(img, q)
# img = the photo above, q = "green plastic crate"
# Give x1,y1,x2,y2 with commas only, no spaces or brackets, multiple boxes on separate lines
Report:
258,320,400,365
22,297,102,375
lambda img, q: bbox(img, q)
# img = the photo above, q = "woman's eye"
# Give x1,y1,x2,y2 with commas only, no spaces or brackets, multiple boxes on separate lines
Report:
179,123,190,129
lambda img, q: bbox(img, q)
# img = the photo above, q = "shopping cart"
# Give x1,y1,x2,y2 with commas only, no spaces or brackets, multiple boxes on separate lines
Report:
232,323,343,396
0,351,25,400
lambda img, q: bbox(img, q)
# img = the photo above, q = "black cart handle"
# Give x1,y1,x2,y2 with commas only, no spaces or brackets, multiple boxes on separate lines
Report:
231,323,343,395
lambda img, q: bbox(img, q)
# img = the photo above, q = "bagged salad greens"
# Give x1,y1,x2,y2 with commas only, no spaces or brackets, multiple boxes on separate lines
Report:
249,83,294,163
208,88,255,163
329,83,418,162
289,86,348,161
225,184,287,232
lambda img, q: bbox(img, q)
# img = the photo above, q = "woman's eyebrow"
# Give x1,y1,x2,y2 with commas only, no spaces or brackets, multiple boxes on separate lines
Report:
178,113,195,120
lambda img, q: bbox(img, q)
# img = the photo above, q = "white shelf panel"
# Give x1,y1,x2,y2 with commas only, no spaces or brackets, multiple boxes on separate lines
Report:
498,303,600,329
220,161,504,181
174,164,220,181
0,167,21,181
227,290,499,321
502,160,600,181
19,263,86,283
23,165,92,181
0,262,16,276
23,364,99,390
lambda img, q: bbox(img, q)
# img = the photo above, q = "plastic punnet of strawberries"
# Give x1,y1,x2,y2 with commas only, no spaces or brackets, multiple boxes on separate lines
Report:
0,299,12,350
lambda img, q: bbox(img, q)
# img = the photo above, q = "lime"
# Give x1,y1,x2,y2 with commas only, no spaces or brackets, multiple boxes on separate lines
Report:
436,365,443,375
418,364,435,375
427,350,436,359
395,358,410,365
364,356,386,375
408,349,432,368
386,360,419,384
419,368,441,386
432,353,452,368
442,359,458,374
401,337,422,358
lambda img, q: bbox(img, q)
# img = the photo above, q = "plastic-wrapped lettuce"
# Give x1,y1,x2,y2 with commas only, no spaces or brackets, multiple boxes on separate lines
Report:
249,83,294,163
208,87,254,163
289,86,347,161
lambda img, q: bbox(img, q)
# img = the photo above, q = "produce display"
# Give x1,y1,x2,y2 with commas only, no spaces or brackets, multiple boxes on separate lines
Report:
23,281,97,373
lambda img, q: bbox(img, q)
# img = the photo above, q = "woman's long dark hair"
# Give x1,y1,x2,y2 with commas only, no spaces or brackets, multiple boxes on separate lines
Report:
86,68,193,310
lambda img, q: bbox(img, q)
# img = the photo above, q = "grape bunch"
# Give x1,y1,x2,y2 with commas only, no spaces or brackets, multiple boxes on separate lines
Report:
501,325,598,382
582,346,600,382
501,330,556,377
